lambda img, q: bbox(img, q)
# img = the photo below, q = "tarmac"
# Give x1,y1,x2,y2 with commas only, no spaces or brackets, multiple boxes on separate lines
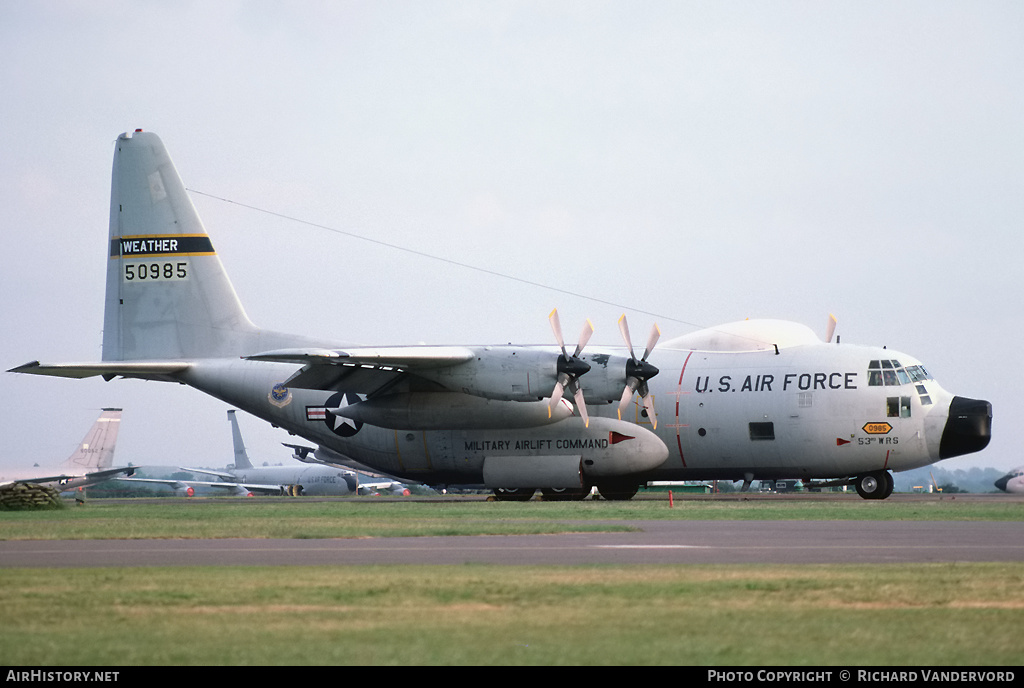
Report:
3,518,1021,567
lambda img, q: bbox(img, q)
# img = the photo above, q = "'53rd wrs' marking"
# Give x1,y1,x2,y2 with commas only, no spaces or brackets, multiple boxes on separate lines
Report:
123,260,190,282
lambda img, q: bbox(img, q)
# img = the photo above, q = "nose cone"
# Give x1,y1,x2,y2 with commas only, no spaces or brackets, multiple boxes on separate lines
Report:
994,474,1009,492
939,396,992,459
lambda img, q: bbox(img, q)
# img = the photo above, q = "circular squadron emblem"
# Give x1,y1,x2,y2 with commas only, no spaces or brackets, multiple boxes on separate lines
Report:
268,383,292,408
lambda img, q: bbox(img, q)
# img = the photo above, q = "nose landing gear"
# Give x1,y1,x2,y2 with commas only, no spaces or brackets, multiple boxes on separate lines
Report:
854,470,894,500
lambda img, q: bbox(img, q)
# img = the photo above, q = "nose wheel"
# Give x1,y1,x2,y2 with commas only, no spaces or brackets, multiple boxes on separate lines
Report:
854,470,894,500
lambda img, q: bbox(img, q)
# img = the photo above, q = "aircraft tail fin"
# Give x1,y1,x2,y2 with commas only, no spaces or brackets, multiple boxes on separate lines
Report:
60,408,122,470
227,410,254,469
102,130,261,361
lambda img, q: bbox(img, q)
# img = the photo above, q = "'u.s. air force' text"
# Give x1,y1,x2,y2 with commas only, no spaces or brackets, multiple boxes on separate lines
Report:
694,372,858,394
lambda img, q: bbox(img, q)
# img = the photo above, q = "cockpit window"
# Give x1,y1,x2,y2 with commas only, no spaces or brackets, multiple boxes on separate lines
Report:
907,365,932,381
868,360,933,387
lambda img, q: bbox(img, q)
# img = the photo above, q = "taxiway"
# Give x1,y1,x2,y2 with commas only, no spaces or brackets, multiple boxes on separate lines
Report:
2,519,1020,567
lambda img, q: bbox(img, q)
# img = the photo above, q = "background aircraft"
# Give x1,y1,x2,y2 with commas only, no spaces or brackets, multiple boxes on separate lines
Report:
123,410,389,496
10,131,992,500
994,467,1024,494
0,408,134,492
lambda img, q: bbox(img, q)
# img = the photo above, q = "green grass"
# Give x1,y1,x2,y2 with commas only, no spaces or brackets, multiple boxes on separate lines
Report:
3,496,1020,666
0,563,1020,665
0,495,1020,541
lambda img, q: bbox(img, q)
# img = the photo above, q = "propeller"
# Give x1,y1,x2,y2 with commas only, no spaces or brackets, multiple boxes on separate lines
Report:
547,309,594,426
616,314,661,429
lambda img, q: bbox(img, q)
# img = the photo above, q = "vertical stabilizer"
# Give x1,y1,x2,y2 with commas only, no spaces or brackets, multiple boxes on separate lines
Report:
227,410,253,469
61,408,122,470
102,130,260,361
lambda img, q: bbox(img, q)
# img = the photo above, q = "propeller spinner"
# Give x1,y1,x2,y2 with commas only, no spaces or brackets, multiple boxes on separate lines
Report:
547,309,594,427
617,314,661,429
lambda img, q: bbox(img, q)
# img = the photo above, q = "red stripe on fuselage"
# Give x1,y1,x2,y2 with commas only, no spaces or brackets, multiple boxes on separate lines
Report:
675,351,694,467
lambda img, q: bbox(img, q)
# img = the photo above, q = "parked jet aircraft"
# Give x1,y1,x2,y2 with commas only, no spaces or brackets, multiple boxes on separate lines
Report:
0,408,134,491
994,467,1024,494
9,131,992,500
123,410,380,496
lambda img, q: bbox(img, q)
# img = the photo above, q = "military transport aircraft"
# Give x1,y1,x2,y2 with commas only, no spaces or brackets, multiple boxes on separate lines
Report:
0,408,134,491
8,131,993,500
994,467,1024,494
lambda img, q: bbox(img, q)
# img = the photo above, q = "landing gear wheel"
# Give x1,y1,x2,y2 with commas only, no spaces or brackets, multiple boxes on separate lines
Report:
493,488,535,502
881,471,894,499
596,482,639,501
855,471,892,500
540,487,588,501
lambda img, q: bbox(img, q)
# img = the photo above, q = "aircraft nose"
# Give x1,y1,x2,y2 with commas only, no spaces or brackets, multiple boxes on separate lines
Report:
994,474,1009,492
939,396,992,459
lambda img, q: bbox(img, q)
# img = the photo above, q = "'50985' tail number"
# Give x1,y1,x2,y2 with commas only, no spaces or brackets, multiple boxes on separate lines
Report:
123,260,189,282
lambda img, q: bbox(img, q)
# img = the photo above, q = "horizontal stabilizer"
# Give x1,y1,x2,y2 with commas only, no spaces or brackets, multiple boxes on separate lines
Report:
8,360,191,381
11,466,135,489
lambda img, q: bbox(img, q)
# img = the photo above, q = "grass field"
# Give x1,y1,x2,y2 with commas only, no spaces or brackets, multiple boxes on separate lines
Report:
2,495,1021,666
1,563,1021,665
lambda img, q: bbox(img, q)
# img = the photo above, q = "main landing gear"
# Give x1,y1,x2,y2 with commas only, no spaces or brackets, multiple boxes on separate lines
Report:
492,483,641,501
854,470,894,500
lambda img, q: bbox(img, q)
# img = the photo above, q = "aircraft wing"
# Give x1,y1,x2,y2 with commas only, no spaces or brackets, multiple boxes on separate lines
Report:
246,346,476,368
178,467,235,481
245,346,476,393
121,477,284,496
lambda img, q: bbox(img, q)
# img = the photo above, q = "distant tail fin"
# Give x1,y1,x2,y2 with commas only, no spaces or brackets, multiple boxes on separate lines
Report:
227,410,253,469
61,408,122,470
102,130,260,361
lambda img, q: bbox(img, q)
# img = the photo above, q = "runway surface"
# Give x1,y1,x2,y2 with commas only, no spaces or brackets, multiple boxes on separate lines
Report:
2,520,1021,567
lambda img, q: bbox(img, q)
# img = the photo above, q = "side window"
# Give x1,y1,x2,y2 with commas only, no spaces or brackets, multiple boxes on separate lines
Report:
749,422,775,440
887,396,912,418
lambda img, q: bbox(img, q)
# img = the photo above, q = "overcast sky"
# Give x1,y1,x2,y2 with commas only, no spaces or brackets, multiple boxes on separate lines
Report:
2,1,1021,475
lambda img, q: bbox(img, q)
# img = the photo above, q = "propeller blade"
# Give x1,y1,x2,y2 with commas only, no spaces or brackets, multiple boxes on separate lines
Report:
618,314,635,361
572,383,589,428
642,323,661,361
574,319,595,357
549,309,567,358
642,393,658,430
826,313,838,344
547,376,566,418
617,380,638,420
